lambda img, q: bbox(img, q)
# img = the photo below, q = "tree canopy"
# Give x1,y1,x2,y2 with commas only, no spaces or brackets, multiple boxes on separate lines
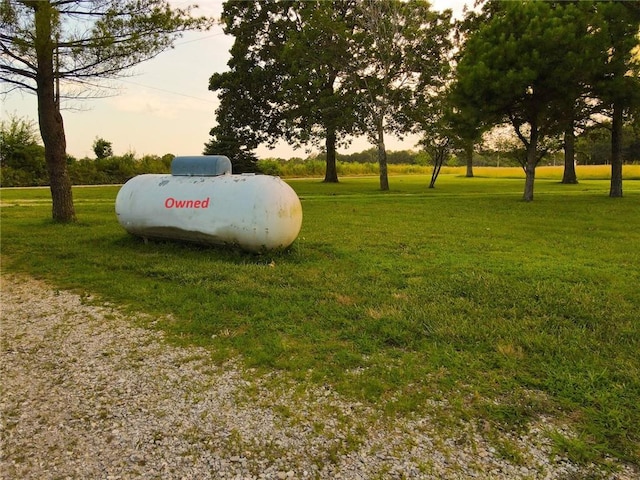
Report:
1,0,211,95
93,137,113,160
454,0,640,200
209,0,359,183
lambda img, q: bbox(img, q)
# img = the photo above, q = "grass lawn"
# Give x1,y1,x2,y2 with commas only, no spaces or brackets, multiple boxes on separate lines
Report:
1,169,639,467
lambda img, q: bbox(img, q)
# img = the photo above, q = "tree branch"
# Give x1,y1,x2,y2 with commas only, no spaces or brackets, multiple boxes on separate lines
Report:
0,76,37,92
0,39,38,72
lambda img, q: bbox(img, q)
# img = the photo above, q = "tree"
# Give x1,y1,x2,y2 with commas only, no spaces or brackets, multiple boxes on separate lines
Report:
208,1,359,183
209,0,452,189
203,123,259,174
441,3,492,179
93,137,113,160
551,2,598,185
576,124,612,165
435,87,490,180
1,0,212,222
0,115,47,186
279,0,360,183
450,4,499,177
415,89,454,188
348,0,452,190
421,134,450,189
208,1,290,155
455,1,593,201
588,1,640,197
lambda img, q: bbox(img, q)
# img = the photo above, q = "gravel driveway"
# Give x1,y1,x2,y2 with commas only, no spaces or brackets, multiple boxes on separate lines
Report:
1,273,637,479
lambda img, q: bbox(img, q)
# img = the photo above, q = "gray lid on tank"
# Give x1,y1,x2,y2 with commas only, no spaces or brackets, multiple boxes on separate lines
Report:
171,155,232,176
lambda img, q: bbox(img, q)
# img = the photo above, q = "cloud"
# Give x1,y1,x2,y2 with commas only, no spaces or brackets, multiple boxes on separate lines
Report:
108,86,217,119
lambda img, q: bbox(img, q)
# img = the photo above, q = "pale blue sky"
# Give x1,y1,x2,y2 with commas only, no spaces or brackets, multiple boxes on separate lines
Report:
1,0,469,160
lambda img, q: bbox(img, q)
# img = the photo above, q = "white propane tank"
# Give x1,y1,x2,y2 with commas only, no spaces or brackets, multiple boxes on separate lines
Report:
115,159,302,252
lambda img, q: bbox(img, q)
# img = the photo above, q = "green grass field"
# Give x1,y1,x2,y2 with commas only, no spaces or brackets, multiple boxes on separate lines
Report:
2,169,639,467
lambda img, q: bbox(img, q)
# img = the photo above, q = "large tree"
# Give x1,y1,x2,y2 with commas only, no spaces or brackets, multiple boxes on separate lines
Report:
589,1,640,197
209,0,358,183
555,1,640,187
0,0,211,222
455,1,597,201
348,0,452,190
550,2,598,185
278,0,359,182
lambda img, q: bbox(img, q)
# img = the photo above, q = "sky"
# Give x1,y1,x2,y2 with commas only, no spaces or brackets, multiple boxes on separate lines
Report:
1,0,469,160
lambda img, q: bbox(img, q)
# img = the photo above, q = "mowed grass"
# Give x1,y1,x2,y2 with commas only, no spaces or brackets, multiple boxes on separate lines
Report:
1,169,639,467
436,164,640,180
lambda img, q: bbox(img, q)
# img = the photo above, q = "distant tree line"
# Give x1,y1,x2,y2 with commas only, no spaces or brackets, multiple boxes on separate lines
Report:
0,120,174,187
2,116,638,187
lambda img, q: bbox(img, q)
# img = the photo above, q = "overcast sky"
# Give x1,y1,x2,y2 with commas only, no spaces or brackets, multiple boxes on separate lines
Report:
1,0,469,160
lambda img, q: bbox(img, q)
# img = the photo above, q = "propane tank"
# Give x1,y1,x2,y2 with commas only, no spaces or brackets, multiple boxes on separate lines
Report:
115,156,302,252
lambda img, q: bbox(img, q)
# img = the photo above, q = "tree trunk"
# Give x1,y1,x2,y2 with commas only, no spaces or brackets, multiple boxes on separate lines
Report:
523,152,536,202
376,117,389,191
429,150,445,188
561,120,578,184
323,126,339,183
34,1,76,222
522,128,539,202
609,102,623,198
464,141,474,178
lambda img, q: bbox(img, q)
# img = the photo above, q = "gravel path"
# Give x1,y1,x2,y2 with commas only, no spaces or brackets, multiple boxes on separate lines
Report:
1,273,637,479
